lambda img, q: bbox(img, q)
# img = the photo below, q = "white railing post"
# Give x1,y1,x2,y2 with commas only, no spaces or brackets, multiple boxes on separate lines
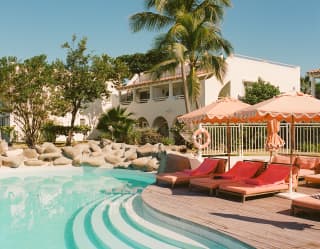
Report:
197,123,203,160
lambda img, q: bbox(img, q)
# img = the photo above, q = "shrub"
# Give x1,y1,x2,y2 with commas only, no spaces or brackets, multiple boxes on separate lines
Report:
138,128,162,145
41,121,91,143
161,137,174,145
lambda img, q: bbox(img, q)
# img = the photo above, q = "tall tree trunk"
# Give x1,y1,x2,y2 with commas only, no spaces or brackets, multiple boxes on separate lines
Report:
66,109,77,146
181,63,191,113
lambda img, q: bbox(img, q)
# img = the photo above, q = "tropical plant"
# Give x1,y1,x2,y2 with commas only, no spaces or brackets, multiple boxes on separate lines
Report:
0,55,54,147
300,75,311,94
96,106,136,143
170,120,188,145
52,35,109,145
241,78,280,105
130,0,232,112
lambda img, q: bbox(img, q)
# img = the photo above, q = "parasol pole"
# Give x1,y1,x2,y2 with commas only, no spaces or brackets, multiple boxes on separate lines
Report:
197,123,203,160
227,121,231,170
289,115,295,194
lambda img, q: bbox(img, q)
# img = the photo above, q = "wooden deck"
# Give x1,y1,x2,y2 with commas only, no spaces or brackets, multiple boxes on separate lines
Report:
142,183,320,249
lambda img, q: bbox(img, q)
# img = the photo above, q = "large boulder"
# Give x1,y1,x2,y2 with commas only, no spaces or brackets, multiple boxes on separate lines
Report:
73,143,90,154
1,155,23,168
0,140,8,155
43,143,61,153
23,149,38,159
81,156,105,167
130,157,154,171
24,159,46,166
53,157,72,166
104,154,124,165
111,143,124,150
91,151,102,157
147,157,159,170
102,145,112,153
124,149,138,161
72,155,82,167
100,138,112,147
88,142,101,153
137,143,159,157
112,149,125,157
4,149,23,157
38,152,62,161
62,146,82,159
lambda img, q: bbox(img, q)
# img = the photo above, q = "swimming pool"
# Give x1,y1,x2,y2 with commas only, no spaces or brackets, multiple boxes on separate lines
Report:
0,167,253,249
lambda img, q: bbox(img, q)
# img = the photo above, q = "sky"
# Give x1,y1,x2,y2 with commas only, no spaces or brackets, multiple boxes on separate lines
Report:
0,0,319,75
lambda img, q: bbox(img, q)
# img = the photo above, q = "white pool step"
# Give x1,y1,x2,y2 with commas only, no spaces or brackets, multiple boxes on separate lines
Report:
72,198,104,249
90,194,132,249
124,194,208,249
108,194,181,249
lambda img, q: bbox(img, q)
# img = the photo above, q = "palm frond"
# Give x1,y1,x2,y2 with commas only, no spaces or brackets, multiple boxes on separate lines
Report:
130,12,173,32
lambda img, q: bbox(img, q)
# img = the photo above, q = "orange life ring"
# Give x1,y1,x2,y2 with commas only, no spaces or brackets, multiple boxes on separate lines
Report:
192,128,211,149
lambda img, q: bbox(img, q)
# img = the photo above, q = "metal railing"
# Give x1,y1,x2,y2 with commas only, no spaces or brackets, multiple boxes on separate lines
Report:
202,123,320,156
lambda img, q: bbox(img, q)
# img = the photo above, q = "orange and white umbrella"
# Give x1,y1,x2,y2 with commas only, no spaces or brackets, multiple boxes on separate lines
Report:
178,97,251,169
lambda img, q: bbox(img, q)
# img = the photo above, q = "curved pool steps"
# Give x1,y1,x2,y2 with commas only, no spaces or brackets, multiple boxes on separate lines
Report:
90,195,131,249
72,198,104,249
123,194,208,249
70,192,239,249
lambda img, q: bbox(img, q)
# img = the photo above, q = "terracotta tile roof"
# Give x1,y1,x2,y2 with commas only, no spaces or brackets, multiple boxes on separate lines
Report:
307,68,320,76
118,70,210,90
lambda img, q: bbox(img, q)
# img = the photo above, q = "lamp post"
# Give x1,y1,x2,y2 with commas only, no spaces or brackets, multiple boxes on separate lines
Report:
108,125,114,141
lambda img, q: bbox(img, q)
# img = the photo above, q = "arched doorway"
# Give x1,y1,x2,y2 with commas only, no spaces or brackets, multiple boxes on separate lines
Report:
152,116,169,137
137,117,149,128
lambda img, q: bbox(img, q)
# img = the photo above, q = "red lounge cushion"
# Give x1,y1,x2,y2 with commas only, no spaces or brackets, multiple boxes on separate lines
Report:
220,161,262,179
254,164,290,185
190,158,219,176
245,178,263,185
183,169,192,174
221,175,235,179
271,154,295,164
296,156,319,169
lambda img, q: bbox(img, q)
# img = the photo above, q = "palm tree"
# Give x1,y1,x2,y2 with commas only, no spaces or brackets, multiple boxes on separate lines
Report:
96,106,135,142
130,0,232,112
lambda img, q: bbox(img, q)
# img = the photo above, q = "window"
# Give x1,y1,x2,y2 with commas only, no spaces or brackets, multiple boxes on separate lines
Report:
80,118,86,126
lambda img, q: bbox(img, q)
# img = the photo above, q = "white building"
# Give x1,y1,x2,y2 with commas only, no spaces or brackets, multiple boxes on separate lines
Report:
116,54,300,137
1,54,300,142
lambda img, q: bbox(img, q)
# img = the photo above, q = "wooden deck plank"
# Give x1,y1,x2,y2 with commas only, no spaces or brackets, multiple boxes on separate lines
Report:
142,185,320,249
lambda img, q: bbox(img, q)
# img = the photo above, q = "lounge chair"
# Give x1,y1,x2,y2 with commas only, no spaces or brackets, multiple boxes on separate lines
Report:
218,163,299,202
305,174,320,185
156,158,226,188
189,160,265,195
291,193,320,216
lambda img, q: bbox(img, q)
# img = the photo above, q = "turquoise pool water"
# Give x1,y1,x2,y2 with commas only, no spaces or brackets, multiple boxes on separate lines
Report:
0,168,252,249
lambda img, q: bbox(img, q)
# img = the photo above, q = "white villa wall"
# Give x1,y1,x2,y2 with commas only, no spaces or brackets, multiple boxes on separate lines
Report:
203,55,300,105
123,97,187,129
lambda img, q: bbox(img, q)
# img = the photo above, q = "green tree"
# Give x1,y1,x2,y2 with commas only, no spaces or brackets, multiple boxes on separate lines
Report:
92,54,130,87
96,106,135,143
241,78,280,105
0,55,53,147
300,75,311,94
130,0,232,112
116,49,169,76
52,35,109,145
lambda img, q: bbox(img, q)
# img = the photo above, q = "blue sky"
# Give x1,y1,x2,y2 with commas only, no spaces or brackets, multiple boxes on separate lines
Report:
0,0,319,75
